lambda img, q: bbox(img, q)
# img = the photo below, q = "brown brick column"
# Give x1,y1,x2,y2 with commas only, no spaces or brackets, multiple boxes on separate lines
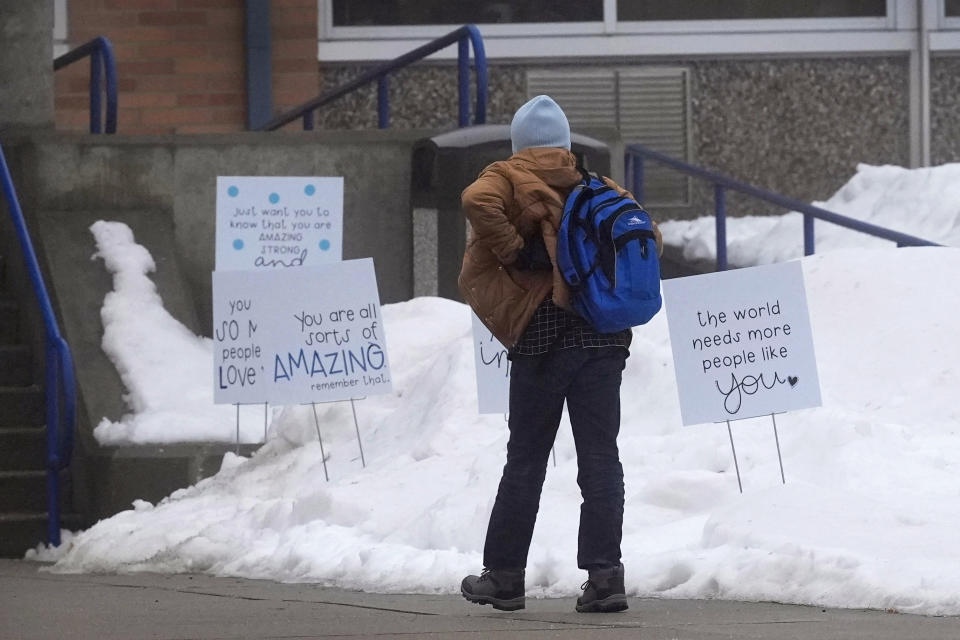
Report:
55,0,319,134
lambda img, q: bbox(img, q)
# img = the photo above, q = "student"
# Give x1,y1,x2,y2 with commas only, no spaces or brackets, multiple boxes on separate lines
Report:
458,95,661,613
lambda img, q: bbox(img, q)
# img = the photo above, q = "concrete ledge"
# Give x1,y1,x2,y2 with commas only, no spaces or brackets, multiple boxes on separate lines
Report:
74,442,260,523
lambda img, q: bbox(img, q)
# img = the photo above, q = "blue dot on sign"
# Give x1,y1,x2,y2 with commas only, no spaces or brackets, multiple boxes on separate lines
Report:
233,239,244,250
305,184,316,196
269,192,280,204
319,239,331,251
228,186,238,197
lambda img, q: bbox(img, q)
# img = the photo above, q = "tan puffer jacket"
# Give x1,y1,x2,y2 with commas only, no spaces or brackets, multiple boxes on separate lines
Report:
458,147,661,348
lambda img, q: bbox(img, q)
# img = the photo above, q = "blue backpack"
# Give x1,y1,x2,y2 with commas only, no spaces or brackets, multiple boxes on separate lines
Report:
556,172,662,333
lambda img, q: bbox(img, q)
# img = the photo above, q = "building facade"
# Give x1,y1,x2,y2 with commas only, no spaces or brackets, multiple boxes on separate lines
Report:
52,1,960,214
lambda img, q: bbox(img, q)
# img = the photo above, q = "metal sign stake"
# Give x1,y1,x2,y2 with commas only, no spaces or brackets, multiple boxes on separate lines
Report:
726,420,743,494
310,402,330,482
263,402,269,442
771,413,786,484
349,398,366,468
234,403,240,455
551,446,557,468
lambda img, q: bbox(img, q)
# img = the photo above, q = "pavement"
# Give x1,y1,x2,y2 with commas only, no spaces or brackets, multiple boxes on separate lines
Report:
2,559,960,639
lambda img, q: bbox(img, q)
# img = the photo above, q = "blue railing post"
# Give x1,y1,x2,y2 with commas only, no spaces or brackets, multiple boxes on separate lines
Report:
100,37,118,134
715,184,728,271
457,36,470,127
464,24,487,125
303,110,314,130
803,214,815,255
54,36,117,134
45,345,61,547
633,153,645,204
377,76,390,129
89,49,102,134
1,142,76,547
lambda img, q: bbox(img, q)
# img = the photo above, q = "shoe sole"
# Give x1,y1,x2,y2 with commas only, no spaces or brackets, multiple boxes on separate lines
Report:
576,594,628,613
461,588,525,611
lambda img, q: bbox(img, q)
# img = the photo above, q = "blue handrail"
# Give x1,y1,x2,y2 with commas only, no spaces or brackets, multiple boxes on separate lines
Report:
0,142,77,547
260,25,487,131
54,36,118,134
625,144,942,271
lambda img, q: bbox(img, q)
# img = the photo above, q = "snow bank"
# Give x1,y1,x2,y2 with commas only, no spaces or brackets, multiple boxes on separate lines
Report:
90,221,266,444
51,224,960,614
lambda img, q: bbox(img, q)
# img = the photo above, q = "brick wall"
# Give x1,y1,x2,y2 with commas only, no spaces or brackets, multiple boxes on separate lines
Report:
55,0,319,134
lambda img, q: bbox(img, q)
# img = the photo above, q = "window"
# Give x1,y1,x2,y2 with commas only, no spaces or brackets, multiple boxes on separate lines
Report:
332,1,601,26
319,0,908,60
617,1,887,21
948,0,960,17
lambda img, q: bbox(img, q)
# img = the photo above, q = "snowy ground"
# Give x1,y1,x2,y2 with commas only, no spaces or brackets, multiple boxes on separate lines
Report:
28,167,960,616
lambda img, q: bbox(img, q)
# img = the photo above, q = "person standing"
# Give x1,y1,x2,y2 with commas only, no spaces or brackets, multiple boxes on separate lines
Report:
458,95,661,613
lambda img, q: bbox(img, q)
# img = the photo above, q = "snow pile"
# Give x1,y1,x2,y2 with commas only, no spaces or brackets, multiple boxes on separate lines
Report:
661,163,960,266
90,221,265,444
49,224,960,614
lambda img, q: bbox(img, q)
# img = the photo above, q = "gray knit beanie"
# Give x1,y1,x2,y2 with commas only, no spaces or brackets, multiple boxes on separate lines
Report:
510,95,571,153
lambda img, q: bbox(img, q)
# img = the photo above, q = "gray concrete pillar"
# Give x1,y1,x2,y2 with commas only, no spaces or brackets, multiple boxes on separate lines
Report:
0,1,54,131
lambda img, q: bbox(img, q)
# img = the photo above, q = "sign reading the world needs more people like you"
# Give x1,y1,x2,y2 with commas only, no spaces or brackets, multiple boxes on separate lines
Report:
662,261,821,426
216,176,343,271
212,258,392,405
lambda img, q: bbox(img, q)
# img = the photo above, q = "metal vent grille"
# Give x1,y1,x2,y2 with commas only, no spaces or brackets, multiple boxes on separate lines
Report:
526,69,617,129
526,67,691,206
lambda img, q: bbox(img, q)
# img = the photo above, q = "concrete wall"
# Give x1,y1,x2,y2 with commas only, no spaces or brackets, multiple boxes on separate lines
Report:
8,129,432,443
15,130,430,332
0,1,54,130
687,56,911,217
931,54,960,165
317,55,921,218
6,129,445,522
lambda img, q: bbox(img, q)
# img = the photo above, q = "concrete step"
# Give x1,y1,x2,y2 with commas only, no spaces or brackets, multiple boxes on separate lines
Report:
0,344,31,386
0,470,50,512
0,299,18,345
0,512,81,558
0,427,45,471
0,385,43,428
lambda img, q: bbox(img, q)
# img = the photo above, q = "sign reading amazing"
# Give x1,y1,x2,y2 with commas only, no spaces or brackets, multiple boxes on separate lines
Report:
212,259,392,405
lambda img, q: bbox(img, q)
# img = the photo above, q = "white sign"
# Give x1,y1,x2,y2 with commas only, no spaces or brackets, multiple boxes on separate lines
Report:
662,261,821,425
213,259,392,405
471,313,511,414
215,176,343,271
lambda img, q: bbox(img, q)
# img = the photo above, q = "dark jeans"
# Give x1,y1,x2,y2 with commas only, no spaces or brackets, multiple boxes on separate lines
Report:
483,346,628,570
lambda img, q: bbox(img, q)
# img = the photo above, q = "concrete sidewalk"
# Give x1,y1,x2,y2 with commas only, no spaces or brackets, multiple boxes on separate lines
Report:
2,559,959,640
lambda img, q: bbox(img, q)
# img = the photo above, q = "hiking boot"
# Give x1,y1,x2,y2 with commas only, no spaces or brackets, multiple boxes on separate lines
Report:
576,564,628,613
461,568,525,611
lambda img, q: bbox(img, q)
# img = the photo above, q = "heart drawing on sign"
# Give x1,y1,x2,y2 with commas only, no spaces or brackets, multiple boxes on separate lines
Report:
788,376,799,387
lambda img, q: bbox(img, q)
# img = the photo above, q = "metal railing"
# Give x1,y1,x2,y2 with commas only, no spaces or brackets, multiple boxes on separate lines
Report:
259,25,487,131
54,36,118,134
625,144,942,271
0,143,77,547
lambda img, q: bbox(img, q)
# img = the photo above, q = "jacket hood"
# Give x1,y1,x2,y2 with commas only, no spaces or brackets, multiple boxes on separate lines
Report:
508,147,582,190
